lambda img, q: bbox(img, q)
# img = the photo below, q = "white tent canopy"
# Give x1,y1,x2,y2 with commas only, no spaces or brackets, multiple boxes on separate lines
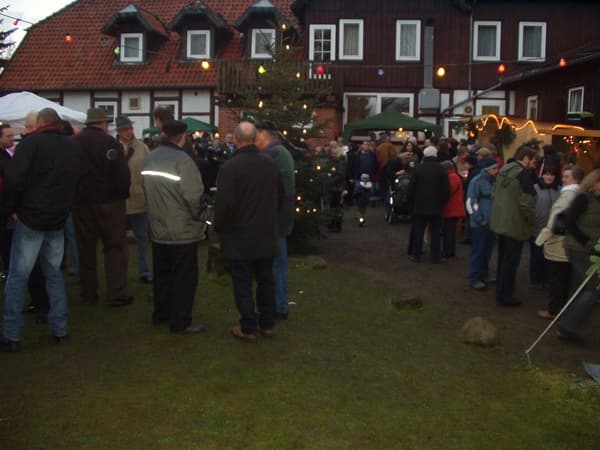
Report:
0,91,87,131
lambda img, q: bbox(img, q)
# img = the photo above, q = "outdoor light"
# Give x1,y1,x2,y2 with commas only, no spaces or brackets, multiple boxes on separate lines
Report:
283,130,288,135
559,57,567,68
302,128,307,134
297,195,302,201
114,46,120,56
200,60,210,70
315,64,325,75
302,103,308,109
285,44,291,51
377,68,384,77
258,100,264,108
257,65,267,75
436,66,446,78
214,132,220,138
497,63,506,74
65,33,73,44
12,19,19,26
296,72,301,78
281,23,287,30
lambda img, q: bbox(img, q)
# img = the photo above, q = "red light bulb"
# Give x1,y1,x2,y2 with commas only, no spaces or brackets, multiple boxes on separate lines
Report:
315,65,325,75
559,58,567,68
497,63,506,74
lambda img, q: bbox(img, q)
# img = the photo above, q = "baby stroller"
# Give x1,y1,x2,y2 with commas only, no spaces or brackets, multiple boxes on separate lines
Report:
385,173,411,224
354,173,373,227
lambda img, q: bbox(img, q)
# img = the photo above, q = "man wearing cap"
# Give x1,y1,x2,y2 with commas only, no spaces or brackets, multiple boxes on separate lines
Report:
407,146,450,263
73,108,132,307
115,115,152,284
214,121,283,342
142,120,207,335
1,108,83,351
255,120,295,320
466,157,500,290
490,146,538,306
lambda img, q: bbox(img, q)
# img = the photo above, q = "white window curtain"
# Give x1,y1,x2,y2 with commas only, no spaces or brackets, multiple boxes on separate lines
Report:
522,26,542,58
569,89,583,112
399,23,417,57
343,23,359,56
190,34,207,56
123,37,140,58
477,25,497,57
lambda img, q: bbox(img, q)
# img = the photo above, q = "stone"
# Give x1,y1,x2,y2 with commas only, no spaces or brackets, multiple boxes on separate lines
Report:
460,317,498,347
306,255,328,270
392,296,423,310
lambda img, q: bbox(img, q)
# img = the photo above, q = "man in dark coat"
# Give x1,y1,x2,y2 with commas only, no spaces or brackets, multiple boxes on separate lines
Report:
73,108,132,306
407,146,450,263
1,108,83,351
214,121,283,342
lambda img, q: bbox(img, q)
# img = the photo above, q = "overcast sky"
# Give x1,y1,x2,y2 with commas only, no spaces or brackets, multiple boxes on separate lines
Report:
2,0,73,51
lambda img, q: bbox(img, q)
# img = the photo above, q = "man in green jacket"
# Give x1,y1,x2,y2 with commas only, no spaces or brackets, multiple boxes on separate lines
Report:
490,146,538,307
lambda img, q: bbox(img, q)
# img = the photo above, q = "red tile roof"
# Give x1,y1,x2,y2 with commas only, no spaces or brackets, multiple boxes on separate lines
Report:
0,0,296,91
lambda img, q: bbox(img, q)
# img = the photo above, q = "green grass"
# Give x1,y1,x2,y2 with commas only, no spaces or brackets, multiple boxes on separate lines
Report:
1,246,600,449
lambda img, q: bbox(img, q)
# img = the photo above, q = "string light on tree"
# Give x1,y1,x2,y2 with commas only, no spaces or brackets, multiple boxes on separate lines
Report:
65,33,73,44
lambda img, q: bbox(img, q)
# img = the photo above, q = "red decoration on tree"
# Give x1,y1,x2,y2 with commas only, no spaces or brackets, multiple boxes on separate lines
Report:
315,64,325,75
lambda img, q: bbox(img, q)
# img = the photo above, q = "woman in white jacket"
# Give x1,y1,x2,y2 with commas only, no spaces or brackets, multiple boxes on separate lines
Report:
535,165,584,319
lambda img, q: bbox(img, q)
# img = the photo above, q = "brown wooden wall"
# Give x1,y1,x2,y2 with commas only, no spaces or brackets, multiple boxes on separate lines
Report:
299,0,600,94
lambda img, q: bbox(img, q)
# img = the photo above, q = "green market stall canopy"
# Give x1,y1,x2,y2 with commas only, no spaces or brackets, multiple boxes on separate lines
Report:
343,109,441,142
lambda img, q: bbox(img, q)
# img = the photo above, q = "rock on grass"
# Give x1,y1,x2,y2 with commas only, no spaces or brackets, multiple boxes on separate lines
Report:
460,317,498,347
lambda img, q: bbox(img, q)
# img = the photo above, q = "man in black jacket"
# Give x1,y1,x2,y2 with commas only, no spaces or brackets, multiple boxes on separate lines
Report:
73,108,132,307
407,146,450,263
1,108,83,352
214,121,283,342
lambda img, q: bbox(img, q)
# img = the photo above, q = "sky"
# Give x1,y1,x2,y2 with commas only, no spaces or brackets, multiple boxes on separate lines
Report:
1,0,74,52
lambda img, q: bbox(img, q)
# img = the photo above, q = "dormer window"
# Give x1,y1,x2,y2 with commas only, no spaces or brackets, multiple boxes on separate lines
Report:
120,33,143,62
187,30,211,59
251,28,275,58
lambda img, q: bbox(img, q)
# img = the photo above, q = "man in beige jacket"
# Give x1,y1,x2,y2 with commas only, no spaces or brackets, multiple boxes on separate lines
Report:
116,115,152,283
535,165,584,319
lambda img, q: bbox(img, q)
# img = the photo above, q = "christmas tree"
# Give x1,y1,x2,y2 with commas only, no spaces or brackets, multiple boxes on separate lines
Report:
0,6,17,59
224,39,335,250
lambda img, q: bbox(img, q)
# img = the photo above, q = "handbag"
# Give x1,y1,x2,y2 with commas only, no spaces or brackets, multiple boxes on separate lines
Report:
551,211,568,235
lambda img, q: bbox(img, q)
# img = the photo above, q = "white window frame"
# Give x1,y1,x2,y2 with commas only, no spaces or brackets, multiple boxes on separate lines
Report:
94,101,118,122
120,33,143,62
475,99,505,116
339,19,364,61
309,24,336,61
526,95,538,120
343,92,414,124
395,20,421,61
518,21,546,61
568,87,584,113
251,28,275,59
186,30,211,59
473,21,501,61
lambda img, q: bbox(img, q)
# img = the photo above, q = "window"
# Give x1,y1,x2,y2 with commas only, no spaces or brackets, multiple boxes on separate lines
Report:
153,101,178,120
339,19,363,60
344,93,413,124
568,87,584,113
473,21,501,61
187,30,211,59
518,22,546,61
251,28,275,58
526,96,538,120
94,101,118,122
120,33,143,62
395,20,420,61
309,25,336,61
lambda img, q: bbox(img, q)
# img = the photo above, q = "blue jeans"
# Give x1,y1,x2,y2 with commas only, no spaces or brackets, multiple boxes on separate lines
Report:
64,213,79,276
128,212,151,277
469,226,496,284
273,237,289,314
2,221,68,341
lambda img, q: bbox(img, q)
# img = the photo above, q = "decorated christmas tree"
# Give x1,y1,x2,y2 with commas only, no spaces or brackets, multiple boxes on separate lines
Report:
224,40,334,250
0,6,17,58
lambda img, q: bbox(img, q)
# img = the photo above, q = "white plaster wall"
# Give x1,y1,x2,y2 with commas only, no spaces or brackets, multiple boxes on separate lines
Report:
154,90,179,98
182,90,211,114
121,91,151,114
63,92,90,115
94,91,119,99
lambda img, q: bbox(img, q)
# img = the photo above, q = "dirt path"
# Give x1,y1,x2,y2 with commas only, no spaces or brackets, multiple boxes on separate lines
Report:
315,204,600,374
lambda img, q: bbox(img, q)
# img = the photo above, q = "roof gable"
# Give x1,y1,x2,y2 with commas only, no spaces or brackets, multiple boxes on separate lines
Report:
102,3,168,37
168,1,229,33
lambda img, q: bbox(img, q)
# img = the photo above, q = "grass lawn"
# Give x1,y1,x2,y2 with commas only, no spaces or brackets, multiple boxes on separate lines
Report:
1,245,600,449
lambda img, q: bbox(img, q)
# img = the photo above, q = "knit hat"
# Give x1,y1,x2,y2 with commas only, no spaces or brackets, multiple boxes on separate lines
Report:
255,119,278,132
480,156,498,171
423,146,438,158
465,155,478,167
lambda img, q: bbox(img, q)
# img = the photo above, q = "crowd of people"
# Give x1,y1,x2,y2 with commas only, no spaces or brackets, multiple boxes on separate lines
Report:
1,108,599,351
0,107,294,351
314,131,599,343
